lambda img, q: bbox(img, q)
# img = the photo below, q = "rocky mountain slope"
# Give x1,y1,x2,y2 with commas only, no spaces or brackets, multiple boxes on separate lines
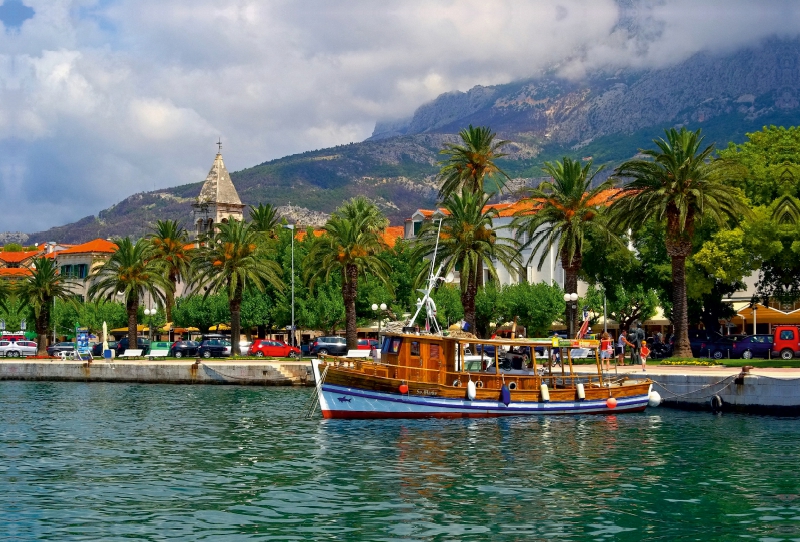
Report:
28,38,800,244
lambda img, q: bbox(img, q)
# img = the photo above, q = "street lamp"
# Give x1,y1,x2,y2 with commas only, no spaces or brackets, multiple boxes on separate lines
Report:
372,303,387,341
144,308,156,342
283,224,295,347
563,292,578,338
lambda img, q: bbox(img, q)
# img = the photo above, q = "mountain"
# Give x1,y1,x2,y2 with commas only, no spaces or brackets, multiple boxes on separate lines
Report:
28,38,800,244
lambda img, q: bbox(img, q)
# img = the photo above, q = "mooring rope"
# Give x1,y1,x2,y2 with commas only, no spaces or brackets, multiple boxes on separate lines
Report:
649,374,737,400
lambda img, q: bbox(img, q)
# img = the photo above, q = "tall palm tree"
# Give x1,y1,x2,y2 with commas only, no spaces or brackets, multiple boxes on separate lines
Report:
438,125,510,200
16,257,76,355
0,276,11,313
249,203,281,237
414,189,520,334
88,238,170,351
149,219,191,323
609,127,748,357
191,219,284,355
305,197,391,349
511,157,617,335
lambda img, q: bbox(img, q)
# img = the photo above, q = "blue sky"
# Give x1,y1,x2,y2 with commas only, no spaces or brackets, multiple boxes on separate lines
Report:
2,0,800,234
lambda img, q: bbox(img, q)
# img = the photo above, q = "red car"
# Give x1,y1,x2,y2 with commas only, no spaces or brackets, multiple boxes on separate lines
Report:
357,339,379,350
248,339,301,358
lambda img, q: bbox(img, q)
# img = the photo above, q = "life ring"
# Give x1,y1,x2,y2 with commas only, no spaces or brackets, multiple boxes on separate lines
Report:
453,379,462,387
710,395,723,412
508,381,518,391
475,380,484,388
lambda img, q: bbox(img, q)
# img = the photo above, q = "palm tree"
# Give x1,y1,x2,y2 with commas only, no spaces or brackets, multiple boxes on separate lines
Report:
414,189,520,334
609,127,748,357
438,125,510,199
149,220,191,323
0,276,11,313
249,203,281,237
88,238,171,351
305,196,391,349
511,157,617,336
191,219,284,355
16,257,76,355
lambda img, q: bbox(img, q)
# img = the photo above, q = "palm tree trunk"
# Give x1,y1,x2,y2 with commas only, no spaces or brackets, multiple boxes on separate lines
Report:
127,296,138,351
165,274,177,324
670,254,691,357
461,263,478,335
36,300,50,356
562,252,581,338
230,283,242,356
343,264,359,349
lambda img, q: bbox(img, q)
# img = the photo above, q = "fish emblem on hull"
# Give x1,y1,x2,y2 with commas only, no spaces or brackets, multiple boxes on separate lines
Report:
336,396,352,403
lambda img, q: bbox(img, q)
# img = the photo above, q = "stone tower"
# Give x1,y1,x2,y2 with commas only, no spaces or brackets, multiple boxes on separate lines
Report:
192,146,245,238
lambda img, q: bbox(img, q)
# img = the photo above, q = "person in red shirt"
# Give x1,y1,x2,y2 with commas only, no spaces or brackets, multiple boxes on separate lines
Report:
600,332,613,373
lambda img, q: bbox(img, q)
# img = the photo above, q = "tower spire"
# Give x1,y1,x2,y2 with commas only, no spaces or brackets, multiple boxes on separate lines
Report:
217,138,222,154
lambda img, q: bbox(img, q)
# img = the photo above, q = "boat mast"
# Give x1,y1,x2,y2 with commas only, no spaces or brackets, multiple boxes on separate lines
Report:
409,219,444,334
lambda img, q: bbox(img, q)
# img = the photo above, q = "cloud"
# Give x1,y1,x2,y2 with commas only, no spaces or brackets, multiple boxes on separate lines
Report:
1,0,799,232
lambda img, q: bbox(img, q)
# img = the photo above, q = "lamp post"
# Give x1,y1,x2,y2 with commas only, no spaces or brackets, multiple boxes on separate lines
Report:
563,292,578,339
283,224,295,347
372,303,387,341
144,308,156,342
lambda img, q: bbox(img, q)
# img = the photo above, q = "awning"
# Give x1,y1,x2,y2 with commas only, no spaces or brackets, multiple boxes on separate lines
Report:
737,303,800,325
643,307,671,326
209,323,230,331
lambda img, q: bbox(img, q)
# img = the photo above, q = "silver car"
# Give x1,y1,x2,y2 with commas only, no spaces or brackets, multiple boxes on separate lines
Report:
0,340,38,358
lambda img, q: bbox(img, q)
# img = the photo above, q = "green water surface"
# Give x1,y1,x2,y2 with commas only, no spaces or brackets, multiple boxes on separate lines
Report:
1,381,798,541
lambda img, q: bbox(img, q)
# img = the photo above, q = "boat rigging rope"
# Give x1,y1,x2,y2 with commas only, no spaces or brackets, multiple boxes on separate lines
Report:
648,375,737,401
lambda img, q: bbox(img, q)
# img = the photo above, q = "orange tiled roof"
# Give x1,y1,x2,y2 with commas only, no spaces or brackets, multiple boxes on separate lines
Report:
0,268,32,277
56,239,118,255
0,250,43,263
381,226,405,248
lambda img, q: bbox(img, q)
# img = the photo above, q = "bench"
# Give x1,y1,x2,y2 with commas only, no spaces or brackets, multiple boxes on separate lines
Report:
117,349,143,359
346,349,371,358
146,349,170,360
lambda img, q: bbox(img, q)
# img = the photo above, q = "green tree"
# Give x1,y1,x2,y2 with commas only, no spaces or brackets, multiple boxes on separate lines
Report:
148,219,192,323
431,284,464,328
298,280,345,336
511,157,616,335
305,197,391,348
0,277,11,312
503,282,567,337
88,238,170,351
190,219,284,354
583,284,659,331
438,125,510,199
16,257,77,355
172,293,230,333
414,189,519,335
249,203,282,237
609,127,749,357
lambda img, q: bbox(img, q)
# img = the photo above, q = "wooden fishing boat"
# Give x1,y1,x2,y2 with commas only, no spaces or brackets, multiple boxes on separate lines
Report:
310,332,660,419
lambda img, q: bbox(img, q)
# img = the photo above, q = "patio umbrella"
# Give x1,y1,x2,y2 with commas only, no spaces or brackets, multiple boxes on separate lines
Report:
102,321,109,352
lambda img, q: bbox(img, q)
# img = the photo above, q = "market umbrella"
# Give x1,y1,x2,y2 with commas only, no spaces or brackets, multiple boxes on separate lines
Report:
102,321,109,352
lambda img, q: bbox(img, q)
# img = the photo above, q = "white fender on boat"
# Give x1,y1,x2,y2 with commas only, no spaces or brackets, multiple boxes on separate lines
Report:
467,380,477,401
540,383,550,402
648,391,662,407
576,383,586,401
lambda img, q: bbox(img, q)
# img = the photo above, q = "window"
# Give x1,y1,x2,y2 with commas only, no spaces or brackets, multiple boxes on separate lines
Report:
780,330,795,341
430,344,440,359
387,338,402,354
410,341,420,357
413,221,422,236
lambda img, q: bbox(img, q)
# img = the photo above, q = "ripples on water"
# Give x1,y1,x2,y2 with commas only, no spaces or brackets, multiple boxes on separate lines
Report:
1,381,799,541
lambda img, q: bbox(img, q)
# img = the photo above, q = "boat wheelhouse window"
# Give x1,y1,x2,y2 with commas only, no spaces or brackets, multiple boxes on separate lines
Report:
384,337,402,354
430,344,440,359
410,341,420,357
381,336,392,353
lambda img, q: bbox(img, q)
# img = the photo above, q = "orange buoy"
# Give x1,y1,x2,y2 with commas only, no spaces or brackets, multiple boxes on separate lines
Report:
606,397,617,409
399,384,409,394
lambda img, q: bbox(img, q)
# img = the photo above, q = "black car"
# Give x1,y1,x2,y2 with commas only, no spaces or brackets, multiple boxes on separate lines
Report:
91,341,118,356
730,334,774,359
170,340,200,358
198,339,231,358
47,342,75,357
116,337,151,356
310,336,347,356
688,330,724,357
707,334,750,360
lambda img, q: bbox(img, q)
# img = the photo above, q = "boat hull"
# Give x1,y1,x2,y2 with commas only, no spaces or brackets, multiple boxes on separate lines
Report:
313,360,650,419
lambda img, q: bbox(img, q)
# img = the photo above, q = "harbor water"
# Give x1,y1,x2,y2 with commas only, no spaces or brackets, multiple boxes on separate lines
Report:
1,381,798,541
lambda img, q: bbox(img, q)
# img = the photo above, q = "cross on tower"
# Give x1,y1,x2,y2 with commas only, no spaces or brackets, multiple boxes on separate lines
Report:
217,138,222,153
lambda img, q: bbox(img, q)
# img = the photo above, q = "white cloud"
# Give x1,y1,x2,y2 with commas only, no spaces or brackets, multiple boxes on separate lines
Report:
1,0,798,232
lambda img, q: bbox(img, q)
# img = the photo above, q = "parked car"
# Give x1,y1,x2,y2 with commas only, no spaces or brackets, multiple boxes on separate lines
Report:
248,339,301,358
730,334,774,359
310,336,347,356
772,325,800,359
356,339,378,350
706,335,745,360
0,340,37,357
47,342,75,357
116,337,151,356
198,339,232,358
170,340,200,358
91,341,118,357
688,330,724,357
